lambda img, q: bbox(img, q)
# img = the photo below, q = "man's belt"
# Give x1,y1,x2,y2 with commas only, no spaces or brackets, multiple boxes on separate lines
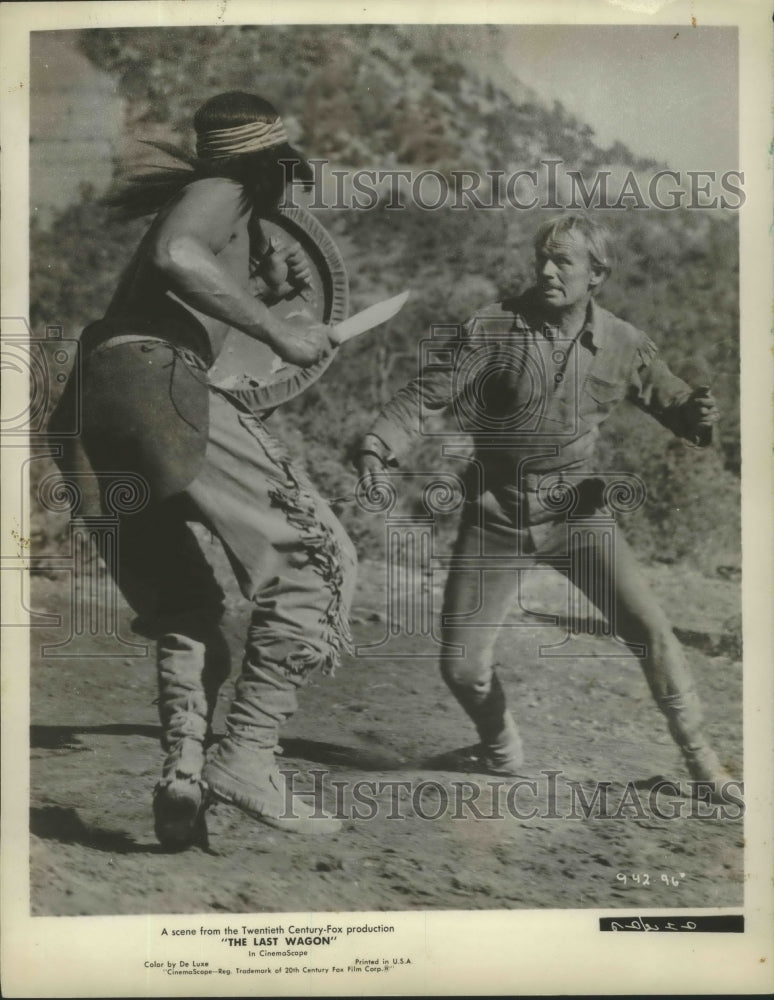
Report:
81,303,214,366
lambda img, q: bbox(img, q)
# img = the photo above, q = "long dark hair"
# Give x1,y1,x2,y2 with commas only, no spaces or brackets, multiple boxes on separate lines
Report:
106,91,314,220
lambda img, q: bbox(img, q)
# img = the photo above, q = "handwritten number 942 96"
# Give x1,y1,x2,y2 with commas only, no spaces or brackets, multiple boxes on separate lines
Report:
615,872,686,887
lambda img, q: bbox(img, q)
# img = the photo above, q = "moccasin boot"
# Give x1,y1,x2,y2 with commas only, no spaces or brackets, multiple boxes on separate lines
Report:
153,634,210,847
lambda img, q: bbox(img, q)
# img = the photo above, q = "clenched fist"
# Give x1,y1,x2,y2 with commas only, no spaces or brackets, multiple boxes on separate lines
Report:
270,315,335,368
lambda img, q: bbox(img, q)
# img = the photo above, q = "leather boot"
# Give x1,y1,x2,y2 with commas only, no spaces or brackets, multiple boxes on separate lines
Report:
442,668,524,774
152,634,210,847
203,642,342,835
657,689,734,801
204,740,341,835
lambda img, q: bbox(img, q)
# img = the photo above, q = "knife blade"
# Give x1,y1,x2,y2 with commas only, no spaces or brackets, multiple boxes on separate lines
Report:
329,290,410,345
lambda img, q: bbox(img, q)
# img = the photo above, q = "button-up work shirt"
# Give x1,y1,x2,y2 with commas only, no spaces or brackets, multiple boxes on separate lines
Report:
368,289,705,549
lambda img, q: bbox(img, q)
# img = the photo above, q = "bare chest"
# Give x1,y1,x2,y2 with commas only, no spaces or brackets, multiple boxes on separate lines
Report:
214,218,251,284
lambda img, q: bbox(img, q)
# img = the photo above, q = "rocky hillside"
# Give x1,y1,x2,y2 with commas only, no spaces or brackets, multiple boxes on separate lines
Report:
77,24,660,172
30,25,739,573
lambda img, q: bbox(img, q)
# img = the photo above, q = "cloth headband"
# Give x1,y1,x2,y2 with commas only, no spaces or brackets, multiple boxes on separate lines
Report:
196,118,288,159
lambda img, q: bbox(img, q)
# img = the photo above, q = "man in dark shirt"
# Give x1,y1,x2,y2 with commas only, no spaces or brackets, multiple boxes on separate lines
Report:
357,212,730,794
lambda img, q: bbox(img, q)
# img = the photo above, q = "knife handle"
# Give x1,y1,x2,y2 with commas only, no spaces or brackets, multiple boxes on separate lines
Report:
328,325,346,346
692,385,714,447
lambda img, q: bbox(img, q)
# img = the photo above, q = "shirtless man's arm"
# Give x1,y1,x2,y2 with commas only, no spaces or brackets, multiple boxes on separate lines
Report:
150,177,330,366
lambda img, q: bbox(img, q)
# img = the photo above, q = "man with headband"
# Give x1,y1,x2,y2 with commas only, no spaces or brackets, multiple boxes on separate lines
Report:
357,212,732,798
50,92,357,845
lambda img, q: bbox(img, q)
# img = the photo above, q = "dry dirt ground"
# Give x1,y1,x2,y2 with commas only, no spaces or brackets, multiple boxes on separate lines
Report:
29,547,743,916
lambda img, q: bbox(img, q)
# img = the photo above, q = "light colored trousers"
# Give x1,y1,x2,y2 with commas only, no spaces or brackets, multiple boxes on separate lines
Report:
439,516,709,761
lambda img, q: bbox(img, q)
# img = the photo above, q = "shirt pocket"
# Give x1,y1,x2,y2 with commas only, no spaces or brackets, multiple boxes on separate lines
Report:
581,374,627,414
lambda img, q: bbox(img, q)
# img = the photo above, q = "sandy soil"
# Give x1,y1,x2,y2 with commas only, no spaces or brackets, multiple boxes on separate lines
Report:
29,549,743,916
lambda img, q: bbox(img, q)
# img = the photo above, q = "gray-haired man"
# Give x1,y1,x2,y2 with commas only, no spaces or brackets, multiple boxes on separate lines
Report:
358,213,730,795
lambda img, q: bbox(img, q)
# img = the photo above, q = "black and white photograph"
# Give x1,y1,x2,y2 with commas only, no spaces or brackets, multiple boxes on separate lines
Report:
1,0,772,996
